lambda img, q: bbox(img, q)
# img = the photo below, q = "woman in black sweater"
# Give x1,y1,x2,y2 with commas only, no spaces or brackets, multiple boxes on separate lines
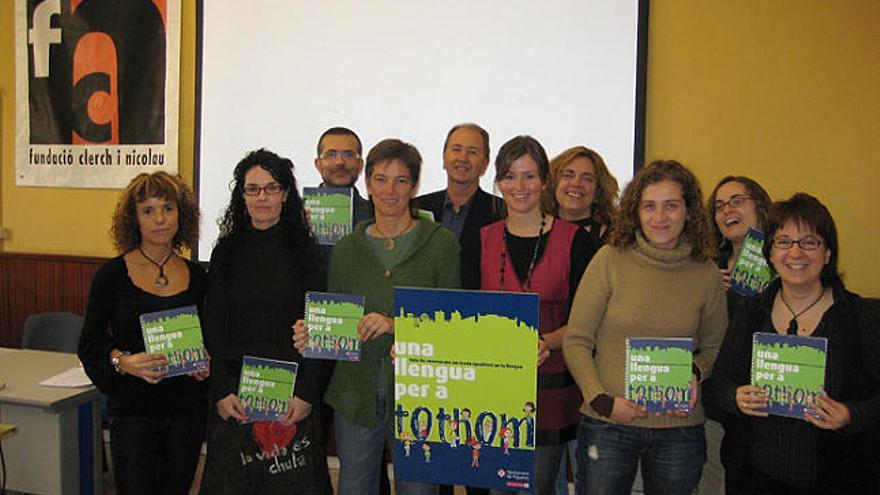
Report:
200,149,330,494
78,172,208,494
711,193,880,494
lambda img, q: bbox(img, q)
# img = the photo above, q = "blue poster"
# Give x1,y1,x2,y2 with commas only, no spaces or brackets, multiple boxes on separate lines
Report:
393,287,539,491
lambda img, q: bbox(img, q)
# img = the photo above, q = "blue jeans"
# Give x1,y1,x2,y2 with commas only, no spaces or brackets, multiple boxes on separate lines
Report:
575,416,705,495
335,371,437,495
110,413,206,495
554,439,577,495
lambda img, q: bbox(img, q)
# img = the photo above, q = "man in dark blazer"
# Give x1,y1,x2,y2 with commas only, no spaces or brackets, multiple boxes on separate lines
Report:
417,123,504,495
417,123,505,249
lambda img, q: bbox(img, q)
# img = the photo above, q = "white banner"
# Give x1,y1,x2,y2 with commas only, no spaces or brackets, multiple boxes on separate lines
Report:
15,0,181,188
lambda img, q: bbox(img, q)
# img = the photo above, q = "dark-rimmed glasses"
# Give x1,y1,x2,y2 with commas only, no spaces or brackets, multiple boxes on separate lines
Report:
714,194,751,211
243,183,284,196
771,236,823,251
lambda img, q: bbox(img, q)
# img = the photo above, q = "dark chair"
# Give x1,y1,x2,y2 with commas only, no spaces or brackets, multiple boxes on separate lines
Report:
21,312,84,353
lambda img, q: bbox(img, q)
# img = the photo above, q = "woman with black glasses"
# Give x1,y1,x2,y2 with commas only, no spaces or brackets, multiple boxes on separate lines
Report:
200,149,331,494
711,193,880,494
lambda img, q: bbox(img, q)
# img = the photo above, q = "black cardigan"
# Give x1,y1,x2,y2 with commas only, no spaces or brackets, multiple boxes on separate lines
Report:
710,280,880,491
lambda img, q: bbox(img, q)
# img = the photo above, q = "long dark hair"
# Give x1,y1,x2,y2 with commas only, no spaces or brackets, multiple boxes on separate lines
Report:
217,148,313,252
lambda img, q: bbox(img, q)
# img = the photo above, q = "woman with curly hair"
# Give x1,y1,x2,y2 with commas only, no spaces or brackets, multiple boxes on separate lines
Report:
200,149,331,493
563,160,728,495
541,146,619,247
78,171,208,494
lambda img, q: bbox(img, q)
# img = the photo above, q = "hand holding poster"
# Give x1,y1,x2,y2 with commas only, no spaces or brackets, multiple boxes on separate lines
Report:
625,338,693,414
730,228,776,297
393,287,538,491
139,305,208,377
303,187,354,245
303,291,365,361
750,332,827,418
238,356,299,422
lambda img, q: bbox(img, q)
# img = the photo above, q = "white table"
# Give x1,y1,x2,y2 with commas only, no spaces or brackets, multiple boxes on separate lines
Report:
0,347,101,494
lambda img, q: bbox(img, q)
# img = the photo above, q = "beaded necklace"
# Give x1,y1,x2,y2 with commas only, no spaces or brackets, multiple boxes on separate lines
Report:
499,215,546,291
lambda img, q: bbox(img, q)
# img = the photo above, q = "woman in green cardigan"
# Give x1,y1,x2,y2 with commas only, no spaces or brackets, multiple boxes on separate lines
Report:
294,138,460,495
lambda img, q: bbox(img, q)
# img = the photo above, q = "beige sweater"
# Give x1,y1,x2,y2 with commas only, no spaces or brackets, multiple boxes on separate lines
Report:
563,233,728,428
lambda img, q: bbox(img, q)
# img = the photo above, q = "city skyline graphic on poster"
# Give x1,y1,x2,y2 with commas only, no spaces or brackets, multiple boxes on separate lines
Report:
393,287,539,492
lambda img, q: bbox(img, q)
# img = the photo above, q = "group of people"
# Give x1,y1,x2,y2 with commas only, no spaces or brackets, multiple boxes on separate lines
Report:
77,123,880,495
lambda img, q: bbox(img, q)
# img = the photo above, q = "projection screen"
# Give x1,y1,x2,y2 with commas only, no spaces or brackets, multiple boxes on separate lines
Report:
196,1,648,260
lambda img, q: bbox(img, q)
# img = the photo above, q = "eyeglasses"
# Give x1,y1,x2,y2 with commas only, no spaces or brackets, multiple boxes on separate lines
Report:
320,150,361,162
243,183,284,196
771,236,823,251
714,195,751,211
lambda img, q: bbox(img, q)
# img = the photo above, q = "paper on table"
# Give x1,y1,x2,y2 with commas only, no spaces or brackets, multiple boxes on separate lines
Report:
39,366,93,388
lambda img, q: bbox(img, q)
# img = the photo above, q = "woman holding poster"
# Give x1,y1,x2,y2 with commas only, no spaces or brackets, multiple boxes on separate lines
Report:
707,176,773,295
711,193,880,494
702,175,773,493
563,160,727,495
461,135,595,494
200,149,331,493
78,172,209,494
293,139,460,495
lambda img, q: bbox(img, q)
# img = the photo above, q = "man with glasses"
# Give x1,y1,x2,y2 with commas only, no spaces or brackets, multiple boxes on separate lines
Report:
417,123,504,250
314,126,373,225
313,126,393,495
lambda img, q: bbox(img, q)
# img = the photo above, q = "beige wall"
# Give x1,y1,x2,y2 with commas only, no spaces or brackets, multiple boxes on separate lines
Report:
1,1,877,295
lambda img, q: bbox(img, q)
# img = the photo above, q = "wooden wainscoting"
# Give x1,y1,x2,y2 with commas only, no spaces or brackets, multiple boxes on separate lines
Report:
0,252,106,347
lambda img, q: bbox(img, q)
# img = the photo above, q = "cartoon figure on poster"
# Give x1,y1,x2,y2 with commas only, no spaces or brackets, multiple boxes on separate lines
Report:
393,287,539,491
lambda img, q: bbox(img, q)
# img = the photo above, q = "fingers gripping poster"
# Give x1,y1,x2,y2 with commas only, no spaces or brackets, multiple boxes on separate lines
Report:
394,287,539,491
15,0,181,187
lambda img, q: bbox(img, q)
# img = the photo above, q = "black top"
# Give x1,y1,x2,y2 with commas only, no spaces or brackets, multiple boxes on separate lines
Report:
460,222,595,304
78,255,209,417
710,280,880,491
204,223,327,406
572,217,611,249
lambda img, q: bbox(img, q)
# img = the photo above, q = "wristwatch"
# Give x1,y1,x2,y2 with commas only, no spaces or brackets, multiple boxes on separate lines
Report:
110,350,130,374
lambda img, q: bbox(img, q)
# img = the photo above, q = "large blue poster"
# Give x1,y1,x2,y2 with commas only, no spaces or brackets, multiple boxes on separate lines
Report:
393,287,539,491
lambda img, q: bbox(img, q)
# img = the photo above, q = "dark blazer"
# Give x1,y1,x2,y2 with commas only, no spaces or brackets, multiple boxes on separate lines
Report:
417,187,505,248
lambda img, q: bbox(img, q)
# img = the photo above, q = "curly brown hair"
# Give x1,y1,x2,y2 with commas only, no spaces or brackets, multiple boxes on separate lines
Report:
111,172,199,253
610,160,715,262
541,146,619,226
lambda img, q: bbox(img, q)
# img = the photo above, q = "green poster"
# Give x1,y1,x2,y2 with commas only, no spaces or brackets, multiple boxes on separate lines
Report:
393,287,538,491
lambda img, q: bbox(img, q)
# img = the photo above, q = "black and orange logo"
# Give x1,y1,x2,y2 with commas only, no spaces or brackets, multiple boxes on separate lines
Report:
27,0,169,145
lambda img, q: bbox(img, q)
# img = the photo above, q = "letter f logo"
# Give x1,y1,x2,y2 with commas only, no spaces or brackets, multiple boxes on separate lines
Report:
29,0,62,78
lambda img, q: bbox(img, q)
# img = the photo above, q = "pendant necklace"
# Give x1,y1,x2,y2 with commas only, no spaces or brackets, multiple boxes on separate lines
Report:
499,214,546,292
373,217,412,251
139,247,173,288
779,288,824,335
